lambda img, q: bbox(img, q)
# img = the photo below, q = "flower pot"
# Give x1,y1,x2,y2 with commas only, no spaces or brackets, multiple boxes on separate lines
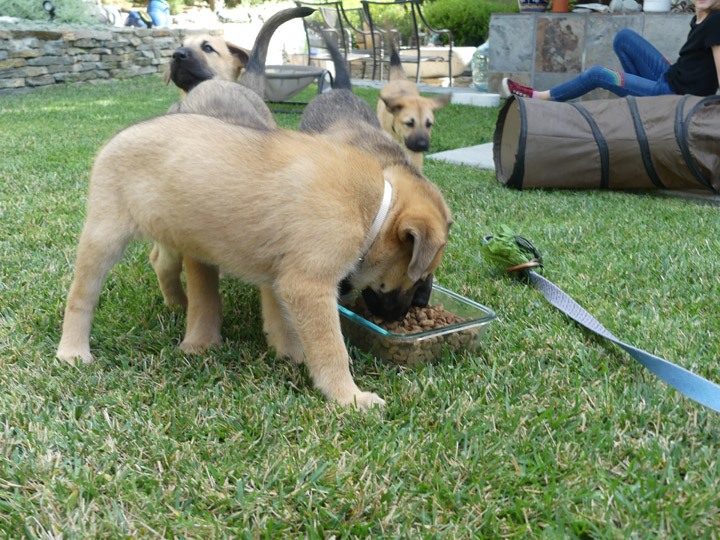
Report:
644,0,672,11
552,0,569,12
518,0,549,12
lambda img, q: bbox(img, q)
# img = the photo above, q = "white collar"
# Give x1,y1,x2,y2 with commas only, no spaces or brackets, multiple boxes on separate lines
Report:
358,179,392,262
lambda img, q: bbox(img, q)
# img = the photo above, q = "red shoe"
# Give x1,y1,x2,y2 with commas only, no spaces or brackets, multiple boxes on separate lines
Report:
501,78,534,99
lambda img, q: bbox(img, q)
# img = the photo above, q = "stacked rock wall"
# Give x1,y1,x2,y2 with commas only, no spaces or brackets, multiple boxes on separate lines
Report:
0,25,222,94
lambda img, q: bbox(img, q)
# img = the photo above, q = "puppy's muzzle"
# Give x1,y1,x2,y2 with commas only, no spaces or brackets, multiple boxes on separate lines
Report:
169,47,215,92
404,133,431,152
361,275,433,322
173,48,190,62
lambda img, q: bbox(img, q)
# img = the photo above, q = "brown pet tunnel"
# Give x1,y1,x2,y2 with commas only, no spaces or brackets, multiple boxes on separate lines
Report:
493,95,720,192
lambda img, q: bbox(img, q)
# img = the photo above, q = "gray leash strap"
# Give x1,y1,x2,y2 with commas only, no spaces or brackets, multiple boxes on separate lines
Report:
528,270,720,413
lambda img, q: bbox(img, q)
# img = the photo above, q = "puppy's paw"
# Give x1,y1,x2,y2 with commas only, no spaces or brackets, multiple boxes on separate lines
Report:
179,339,219,354
337,390,386,410
56,347,93,365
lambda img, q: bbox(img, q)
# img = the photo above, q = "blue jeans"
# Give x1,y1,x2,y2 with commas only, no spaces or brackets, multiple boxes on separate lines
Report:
550,29,675,101
147,0,170,27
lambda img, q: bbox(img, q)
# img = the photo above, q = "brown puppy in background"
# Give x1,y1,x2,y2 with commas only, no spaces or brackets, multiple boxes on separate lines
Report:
163,33,250,102
376,47,450,170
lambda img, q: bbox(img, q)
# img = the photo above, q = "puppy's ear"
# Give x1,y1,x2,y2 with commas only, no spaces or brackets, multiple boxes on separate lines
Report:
431,93,451,110
399,220,445,283
226,42,251,67
381,95,405,114
162,68,172,85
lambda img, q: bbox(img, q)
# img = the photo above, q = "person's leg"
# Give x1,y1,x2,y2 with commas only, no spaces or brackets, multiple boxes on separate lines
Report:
501,51,673,101
613,28,671,79
549,66,628,101
548,65,673,101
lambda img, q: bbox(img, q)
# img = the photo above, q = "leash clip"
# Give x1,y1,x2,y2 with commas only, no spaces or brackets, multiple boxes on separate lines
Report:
505,260,541,274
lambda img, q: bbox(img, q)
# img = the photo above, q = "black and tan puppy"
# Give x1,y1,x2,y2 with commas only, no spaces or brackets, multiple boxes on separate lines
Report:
300,34,451,320
163,34,251,99
150,7,313,308
376,47,450,171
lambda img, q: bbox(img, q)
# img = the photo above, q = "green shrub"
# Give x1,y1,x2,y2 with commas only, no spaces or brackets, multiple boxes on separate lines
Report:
0,0,96,24
423,0,519,47
359,0,518,49
167,0,184,16
362,3,427,48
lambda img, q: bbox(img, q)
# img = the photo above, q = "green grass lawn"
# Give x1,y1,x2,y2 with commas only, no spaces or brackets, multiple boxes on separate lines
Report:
1,76,720,538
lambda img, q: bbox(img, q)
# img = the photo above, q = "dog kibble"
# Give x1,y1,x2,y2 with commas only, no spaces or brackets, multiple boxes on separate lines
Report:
340,297,481,367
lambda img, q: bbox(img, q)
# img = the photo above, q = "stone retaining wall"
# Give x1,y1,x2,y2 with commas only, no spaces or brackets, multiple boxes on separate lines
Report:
0,25,222,95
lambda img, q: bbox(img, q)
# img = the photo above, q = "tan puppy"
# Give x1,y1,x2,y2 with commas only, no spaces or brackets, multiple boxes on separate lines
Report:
150,8,312,307
163,34,251,98
56,115,450,409
376,47,451,170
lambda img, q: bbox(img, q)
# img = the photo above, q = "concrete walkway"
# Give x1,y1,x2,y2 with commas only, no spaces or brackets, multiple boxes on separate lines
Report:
351,78,501,108
426,143,495,170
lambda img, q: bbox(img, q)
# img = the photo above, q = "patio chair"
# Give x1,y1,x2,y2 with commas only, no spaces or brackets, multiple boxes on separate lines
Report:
257,6,334,113
264,64,333,113
361,0,454,85
295,1,374,79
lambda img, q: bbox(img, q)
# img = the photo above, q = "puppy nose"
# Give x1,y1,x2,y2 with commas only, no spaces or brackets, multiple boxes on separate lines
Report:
173,48,189,61
407,136,430,152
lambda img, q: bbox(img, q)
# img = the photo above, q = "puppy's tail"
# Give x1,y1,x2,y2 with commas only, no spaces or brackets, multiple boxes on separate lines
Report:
240,6,315,98
320,30,352,90
388,43,407,82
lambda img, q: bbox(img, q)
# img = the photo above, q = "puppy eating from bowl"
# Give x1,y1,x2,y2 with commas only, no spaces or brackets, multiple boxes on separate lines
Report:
55,106,457,409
